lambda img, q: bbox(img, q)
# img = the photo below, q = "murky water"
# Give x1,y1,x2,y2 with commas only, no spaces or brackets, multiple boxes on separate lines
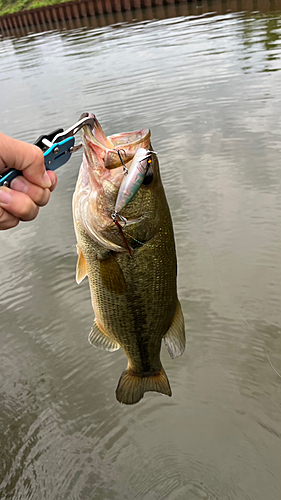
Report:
1,5,281,500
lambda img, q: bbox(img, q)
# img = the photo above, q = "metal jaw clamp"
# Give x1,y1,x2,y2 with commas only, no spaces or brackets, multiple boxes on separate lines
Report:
0,115,96,188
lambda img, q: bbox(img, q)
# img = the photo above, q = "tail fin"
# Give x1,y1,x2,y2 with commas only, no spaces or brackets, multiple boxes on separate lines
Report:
116,366,172,405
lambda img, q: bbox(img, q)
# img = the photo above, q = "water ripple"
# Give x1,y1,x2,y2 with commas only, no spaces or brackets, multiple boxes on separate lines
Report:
1,7,281,500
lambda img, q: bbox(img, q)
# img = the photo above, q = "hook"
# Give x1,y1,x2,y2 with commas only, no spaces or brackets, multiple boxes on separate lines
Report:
116,149,129,175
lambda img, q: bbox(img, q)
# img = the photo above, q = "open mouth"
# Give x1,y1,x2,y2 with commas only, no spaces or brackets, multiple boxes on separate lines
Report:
75,114,153,253
80,112,151,169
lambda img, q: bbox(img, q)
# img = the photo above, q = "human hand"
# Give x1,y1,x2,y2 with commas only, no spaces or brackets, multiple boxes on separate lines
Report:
0,132,57,230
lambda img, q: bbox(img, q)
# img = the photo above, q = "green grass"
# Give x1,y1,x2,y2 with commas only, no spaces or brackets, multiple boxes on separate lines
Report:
0,0,73,16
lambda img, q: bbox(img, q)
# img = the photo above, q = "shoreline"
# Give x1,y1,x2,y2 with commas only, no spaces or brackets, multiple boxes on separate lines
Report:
0,0,200,36
0,0,75,18
1,0,189,17
1,0,281,37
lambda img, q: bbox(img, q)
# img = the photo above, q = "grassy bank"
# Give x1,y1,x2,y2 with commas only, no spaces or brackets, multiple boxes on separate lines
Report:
0,0,74,16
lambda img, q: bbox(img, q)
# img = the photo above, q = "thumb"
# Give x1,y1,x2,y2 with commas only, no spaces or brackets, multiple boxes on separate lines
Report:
0,132,51,189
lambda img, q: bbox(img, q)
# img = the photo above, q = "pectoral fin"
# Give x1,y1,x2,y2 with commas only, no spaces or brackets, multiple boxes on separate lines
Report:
88,320,120,351
76,246,87,284
163,301,185,359
99,253,126,295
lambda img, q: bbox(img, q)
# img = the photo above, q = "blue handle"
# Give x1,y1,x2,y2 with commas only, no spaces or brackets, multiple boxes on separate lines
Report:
43,137,75,171
0,137,75,188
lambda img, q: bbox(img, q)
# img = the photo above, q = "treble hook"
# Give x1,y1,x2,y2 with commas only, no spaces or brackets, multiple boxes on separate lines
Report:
105,208,128,228
104,209,132,257
111,211,128,227
116,149,129,175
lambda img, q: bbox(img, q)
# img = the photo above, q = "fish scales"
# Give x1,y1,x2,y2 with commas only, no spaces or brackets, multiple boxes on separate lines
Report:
76,222,177,372
73,114,185,404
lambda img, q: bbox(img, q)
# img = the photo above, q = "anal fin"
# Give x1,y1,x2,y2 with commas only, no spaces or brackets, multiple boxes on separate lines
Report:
88,320,120,352
116,366,171,405
163,301,185,359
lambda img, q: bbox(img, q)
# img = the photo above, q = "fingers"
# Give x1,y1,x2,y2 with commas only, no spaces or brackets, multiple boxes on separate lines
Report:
47,170,58,192
9,171,57,205
10,177,51,207
0,173,57,230
0,206,20,230
0,133,58,231
0,132,51,189
0,187,39,225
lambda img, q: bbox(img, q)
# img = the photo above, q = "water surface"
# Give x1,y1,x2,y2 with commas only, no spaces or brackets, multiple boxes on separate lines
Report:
0,6,281,500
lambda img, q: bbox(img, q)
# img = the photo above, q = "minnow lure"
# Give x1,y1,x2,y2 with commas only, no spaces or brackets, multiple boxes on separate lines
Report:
106,148,156,258
114,148,155,214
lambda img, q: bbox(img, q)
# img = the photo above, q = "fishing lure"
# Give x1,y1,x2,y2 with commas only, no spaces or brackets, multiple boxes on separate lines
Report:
108,148,156,257
114,148,155,214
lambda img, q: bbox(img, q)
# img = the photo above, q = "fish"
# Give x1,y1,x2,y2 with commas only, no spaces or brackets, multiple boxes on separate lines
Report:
73,113,185,405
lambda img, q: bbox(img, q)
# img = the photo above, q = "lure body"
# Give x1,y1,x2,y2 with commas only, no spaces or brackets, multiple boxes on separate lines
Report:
114,148,152,214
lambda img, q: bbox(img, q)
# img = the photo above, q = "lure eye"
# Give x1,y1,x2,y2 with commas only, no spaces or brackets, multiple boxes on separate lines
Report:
142,155,154,185
143,171,153,185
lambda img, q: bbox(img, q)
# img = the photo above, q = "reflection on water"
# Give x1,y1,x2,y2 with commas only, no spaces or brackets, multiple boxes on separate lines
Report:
0,5,281,500
3,0,281,38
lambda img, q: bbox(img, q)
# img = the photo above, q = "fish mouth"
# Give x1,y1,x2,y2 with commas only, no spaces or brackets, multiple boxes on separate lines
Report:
79,112,151,170
75,113,152,251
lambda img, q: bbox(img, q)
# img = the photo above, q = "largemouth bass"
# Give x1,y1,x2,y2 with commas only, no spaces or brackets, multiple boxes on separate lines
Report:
73,113,185,405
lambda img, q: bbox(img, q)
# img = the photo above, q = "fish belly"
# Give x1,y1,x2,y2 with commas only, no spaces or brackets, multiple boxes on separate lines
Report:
76,221,177,374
